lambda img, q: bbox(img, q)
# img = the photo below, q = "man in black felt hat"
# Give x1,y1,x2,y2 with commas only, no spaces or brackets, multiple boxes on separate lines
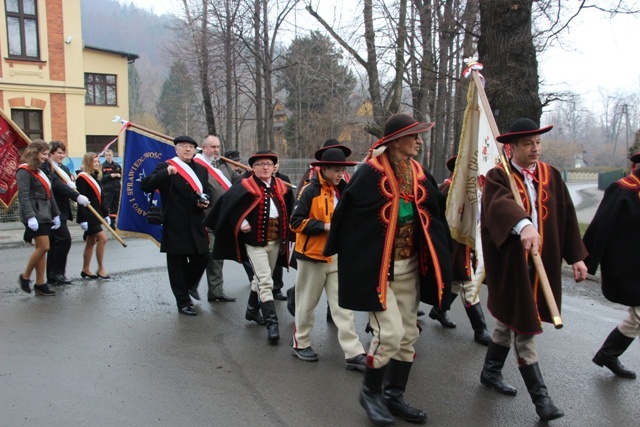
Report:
479,118,588,422
204,150,294,343
583,150,640,380
141,135,213,316
290,147,366,370
325,113,452,425
428,155,492,345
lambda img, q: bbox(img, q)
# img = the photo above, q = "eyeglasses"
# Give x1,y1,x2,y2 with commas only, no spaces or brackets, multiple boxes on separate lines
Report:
253,162,274,167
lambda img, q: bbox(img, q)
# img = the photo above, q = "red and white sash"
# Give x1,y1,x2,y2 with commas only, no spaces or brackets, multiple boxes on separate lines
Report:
166,157,204,194
18,164,52,199
77,171,102,204
193,153,231,190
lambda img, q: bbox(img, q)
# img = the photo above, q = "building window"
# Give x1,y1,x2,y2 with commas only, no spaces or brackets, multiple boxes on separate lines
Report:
85,73,118,106
86,135,118,156
5,0,40,59
11,109,43,140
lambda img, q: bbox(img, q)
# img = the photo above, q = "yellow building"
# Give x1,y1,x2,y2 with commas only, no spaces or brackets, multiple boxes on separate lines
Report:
0,0,137,160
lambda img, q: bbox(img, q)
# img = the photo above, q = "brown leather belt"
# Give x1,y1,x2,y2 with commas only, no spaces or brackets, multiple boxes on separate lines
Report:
267,218,280,241
395,223,415,260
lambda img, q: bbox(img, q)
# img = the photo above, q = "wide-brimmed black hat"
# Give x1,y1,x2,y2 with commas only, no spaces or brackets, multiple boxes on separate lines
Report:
371,113,435,150
446,155,457,173
496,118,553,143
173,135,198,147
314,139,352,160
310,148,357,167
248,150,278,167
224,150,241,161
631,151,640,164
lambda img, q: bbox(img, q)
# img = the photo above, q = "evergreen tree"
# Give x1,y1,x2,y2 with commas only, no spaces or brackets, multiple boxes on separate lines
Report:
128,64,143,122
156,60,196,137
277,31,356,158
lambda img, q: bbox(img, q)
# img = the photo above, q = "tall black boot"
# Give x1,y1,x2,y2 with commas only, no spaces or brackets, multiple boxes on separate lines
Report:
465,303,491,346
383,359,427,424
519,363,564,422
245,291,265,325
360,365,394,426
480,341,517,396
592,328,637,378
428,293,457,328
260,300,280,343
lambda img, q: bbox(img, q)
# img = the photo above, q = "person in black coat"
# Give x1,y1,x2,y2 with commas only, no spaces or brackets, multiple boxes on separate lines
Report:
141,136,213,316
44,141,91,285
583,151,640,379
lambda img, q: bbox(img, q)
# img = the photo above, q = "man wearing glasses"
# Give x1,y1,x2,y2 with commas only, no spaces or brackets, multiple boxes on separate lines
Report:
141,136,213,316
205,150,294,343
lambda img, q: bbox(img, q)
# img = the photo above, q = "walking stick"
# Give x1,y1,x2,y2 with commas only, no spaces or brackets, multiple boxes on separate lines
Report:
49,161,128,248
472,70,562,329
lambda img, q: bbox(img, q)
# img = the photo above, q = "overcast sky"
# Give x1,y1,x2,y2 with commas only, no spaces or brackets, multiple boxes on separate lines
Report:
117,0,640,111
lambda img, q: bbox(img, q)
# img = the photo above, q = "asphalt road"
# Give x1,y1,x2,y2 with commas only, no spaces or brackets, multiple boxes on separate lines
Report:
1,183,638,426
1,234,639,427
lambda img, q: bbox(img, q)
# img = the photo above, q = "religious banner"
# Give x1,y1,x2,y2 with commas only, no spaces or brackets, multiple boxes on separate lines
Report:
0,109,31,209
445,67,502,250
116,125,175,245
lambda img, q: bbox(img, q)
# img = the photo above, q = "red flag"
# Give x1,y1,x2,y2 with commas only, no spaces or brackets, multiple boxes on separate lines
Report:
0,109,31,209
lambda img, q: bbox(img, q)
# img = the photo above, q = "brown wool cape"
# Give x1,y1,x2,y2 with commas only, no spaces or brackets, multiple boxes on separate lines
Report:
481,161,587,334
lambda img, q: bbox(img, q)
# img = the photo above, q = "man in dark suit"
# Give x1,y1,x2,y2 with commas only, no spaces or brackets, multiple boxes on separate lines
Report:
45,141,91,285
141,136,213,316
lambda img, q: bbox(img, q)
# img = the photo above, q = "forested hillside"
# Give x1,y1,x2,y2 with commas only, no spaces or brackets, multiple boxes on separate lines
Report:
81,0,177,114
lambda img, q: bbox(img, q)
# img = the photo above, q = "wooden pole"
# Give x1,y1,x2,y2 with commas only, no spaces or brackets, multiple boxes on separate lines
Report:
49,161,127,248
472,70,562,329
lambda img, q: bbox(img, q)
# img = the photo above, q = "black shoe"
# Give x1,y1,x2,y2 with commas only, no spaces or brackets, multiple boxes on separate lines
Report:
208,294,236,302
272,291,287,301
18,274,32,294
48,274,72,285
292,347,319,362
592,328,637,378
417,309,425,317
80,271,98,279
97,273,111,280
188,289,200,301
346,354,367,372
428,307,457,328
178,306,197,316
34,283,55,296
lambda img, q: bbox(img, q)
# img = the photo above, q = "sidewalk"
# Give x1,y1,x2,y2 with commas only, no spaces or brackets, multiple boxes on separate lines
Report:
0,221,89,250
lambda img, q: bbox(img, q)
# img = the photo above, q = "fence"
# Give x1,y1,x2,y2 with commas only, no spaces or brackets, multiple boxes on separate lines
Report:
597,169,626,190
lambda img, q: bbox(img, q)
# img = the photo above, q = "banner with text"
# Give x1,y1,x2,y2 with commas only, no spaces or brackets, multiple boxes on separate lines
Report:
0,109,31,209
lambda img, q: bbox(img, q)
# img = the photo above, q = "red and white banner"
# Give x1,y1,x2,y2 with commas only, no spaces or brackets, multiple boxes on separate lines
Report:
0,109,31,209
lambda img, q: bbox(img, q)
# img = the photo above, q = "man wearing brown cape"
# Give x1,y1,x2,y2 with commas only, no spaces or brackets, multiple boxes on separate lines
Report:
479,118,588,422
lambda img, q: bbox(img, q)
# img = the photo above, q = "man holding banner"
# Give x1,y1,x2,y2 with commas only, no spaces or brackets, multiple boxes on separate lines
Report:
141,135,213,316
479,118,587,422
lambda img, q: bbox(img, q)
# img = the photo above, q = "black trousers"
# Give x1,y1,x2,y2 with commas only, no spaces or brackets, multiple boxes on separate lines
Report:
103,188,120,216
166,253,208,309
47,220,72,277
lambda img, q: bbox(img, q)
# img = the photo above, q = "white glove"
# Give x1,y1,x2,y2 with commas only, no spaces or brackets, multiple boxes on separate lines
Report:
52,216,61,230
67,181,77,190
104,216,111,226
80,222,88,231
27,217,38,231
76,194,90,206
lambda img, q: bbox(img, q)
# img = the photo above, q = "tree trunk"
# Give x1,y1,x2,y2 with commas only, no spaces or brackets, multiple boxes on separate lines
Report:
478,0,541,132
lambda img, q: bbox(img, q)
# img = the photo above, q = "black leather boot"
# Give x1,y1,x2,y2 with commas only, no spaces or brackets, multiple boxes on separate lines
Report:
428,294,457,328
245,291,265,325
383,359,427,423
592,328,637,379
519,363,564,422
465,303,491,346
360,365,394,426
260,300,280,343
480,341,517,396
